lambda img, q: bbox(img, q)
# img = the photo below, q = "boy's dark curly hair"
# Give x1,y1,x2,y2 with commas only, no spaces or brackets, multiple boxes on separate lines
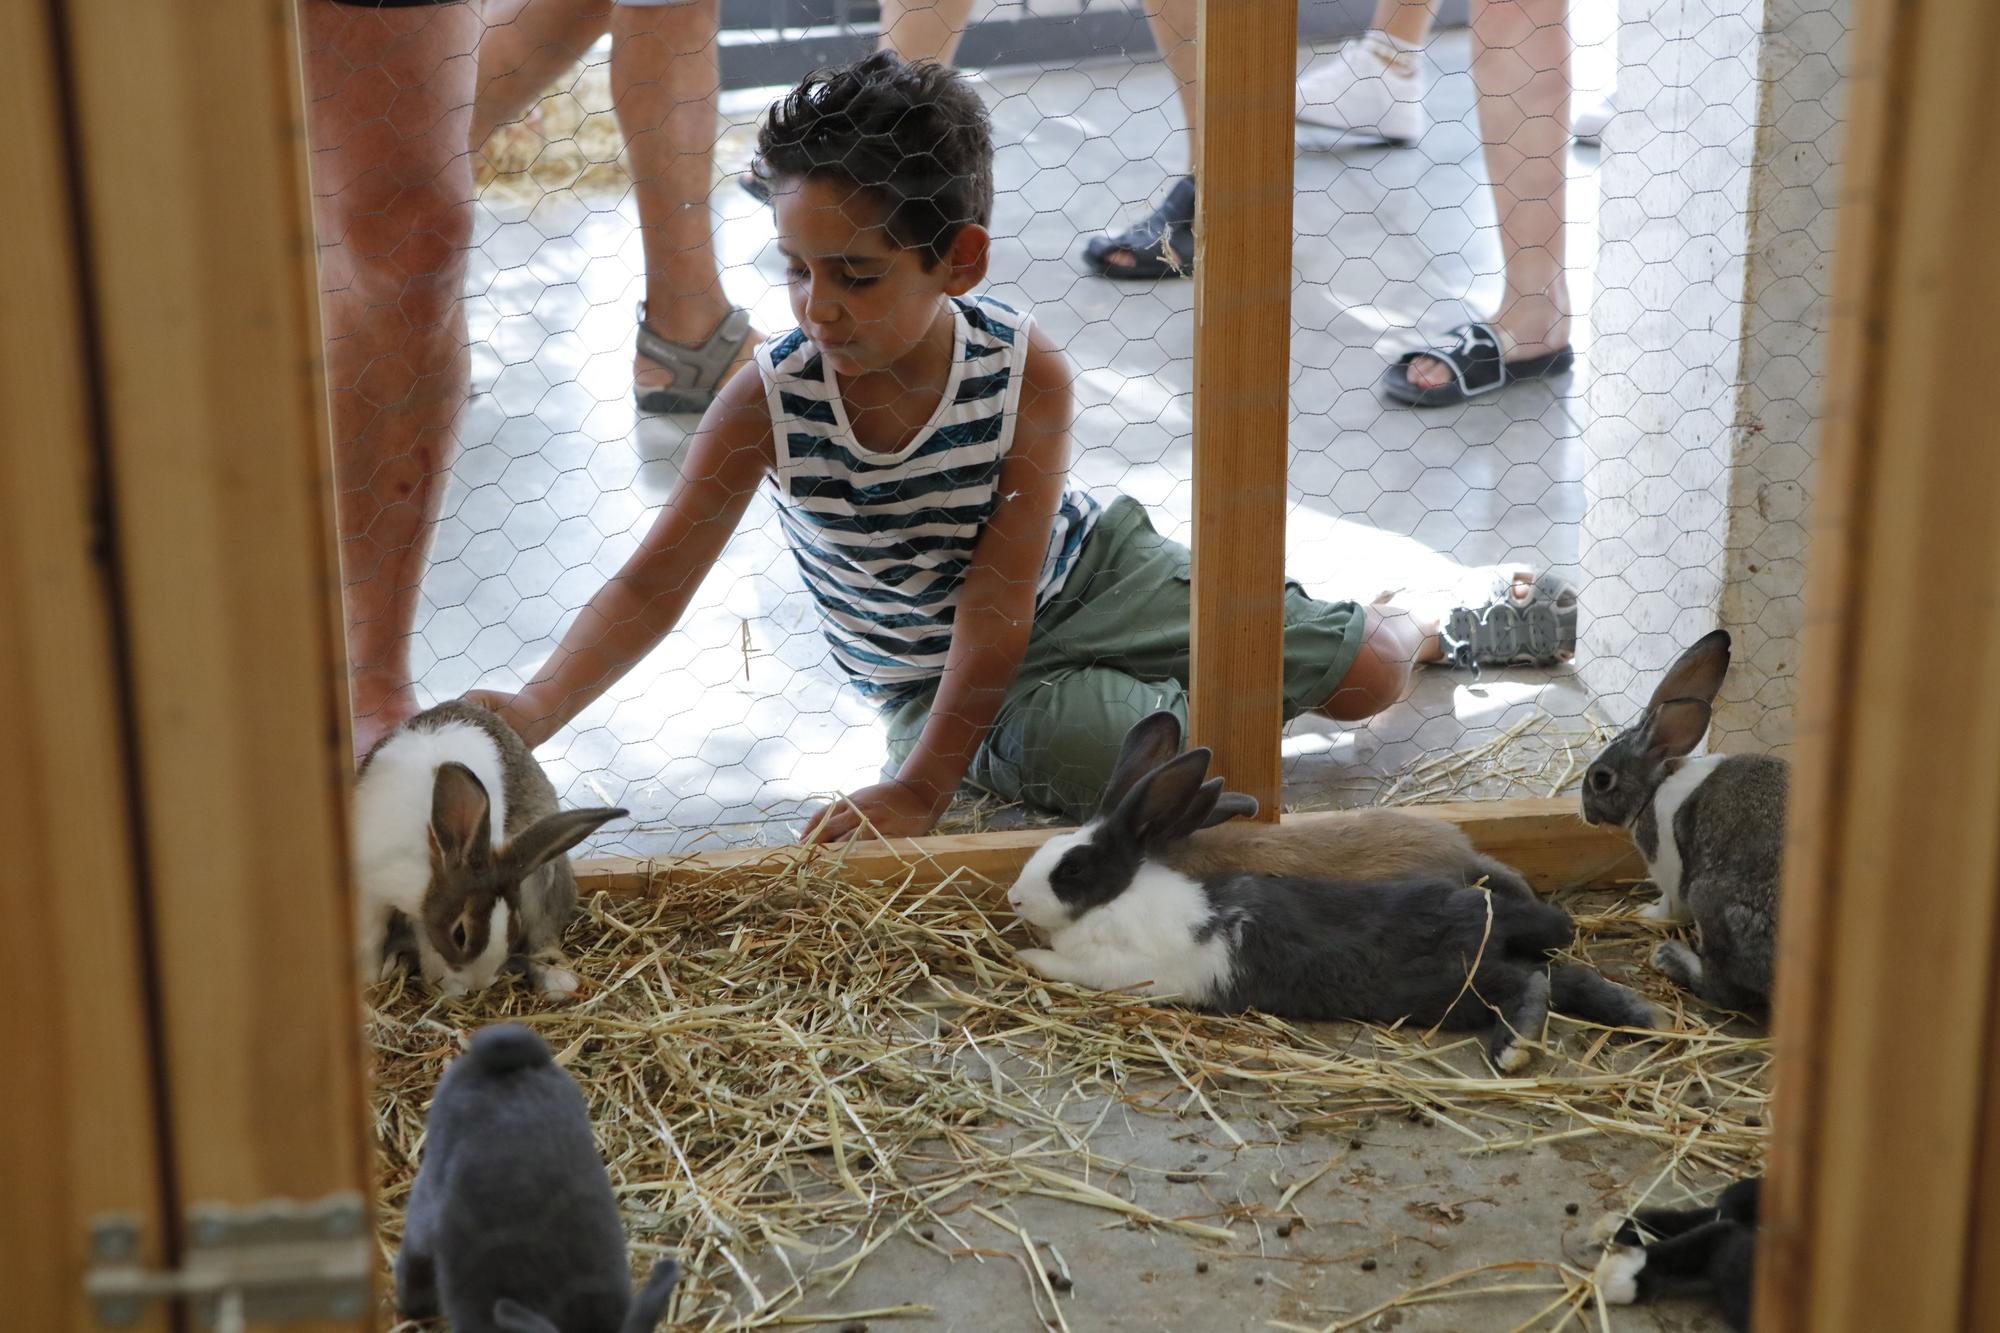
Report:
754,52,995,267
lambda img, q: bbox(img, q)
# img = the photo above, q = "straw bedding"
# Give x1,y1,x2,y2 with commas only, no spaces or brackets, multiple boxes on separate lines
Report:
368,849,1769,1331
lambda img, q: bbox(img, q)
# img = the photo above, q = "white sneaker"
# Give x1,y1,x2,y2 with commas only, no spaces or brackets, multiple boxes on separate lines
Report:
1571,88,1616,143
1296,31,1425,144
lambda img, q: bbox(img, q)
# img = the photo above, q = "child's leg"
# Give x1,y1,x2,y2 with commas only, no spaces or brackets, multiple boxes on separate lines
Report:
886,668,1188,821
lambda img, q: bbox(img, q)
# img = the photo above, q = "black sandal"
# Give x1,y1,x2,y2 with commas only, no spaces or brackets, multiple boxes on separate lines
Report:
1378,322,1575,407
1081,175,1196,280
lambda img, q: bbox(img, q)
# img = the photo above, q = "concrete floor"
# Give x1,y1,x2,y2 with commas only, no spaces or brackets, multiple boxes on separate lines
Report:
736,1103,1730,1332
421,32,1613,855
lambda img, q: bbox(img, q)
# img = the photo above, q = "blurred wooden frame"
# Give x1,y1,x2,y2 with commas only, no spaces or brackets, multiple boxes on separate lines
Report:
16,0,1997,1328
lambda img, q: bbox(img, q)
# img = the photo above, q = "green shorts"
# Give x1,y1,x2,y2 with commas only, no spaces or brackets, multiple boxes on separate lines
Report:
883,495,1368,820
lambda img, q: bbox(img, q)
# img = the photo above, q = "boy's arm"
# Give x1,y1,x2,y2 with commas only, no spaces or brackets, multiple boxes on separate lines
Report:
472,368,775,747
805,328,1075,843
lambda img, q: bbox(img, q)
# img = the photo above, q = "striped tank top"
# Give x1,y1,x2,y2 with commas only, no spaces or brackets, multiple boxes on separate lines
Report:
756,295,1100,691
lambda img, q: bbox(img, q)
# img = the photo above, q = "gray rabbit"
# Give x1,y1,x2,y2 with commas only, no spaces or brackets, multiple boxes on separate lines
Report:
396,1025,680,1332
1581,630,1787,1010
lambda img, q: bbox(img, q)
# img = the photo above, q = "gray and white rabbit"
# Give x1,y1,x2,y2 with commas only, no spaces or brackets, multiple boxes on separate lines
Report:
1107,712,1537,899
354,700,625,998
1006,745,1660,1071
1581,630,1787,1010
396,1024,680,1333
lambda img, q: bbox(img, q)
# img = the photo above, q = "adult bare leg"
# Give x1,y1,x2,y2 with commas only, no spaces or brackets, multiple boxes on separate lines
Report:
877,0,977,64
473,0,614,145
299,0,482,759
614,0,758,405
1404,0,1571,391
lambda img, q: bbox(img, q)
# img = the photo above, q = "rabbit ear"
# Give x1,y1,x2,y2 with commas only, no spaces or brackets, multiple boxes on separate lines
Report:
500,807,628,878
1159,776,1228,843
1100,711,1187,815
621,1258,682,1333
492,1299,563,1333
1111,748,1215,851
1641,697,1712,761
1198,791,1260,829
429,763,493,867
1648,630,1732,710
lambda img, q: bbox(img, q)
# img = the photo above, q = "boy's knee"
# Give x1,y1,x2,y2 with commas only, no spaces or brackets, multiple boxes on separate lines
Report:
978,672,1188,820
1321,609,1418,722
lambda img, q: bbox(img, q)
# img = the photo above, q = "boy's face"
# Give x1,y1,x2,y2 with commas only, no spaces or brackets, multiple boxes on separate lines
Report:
771,175,986,378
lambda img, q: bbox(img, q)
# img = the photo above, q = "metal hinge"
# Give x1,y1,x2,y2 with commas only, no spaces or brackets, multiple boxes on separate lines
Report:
86,1192,371,1330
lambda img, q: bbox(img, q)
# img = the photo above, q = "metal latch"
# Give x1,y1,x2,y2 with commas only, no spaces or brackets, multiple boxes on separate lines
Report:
86,1192,371,1329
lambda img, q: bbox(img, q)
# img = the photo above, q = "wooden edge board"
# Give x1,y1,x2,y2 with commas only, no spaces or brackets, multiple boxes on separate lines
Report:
575,796,1642,902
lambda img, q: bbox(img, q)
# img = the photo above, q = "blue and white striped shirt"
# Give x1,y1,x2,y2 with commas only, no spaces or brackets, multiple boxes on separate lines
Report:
755,295,1100,690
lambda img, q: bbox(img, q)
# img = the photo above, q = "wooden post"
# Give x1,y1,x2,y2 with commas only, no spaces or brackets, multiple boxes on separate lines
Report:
1757,0,2000,1326
1,2,376,1328
0,6,171,1328
1188,0,1295,818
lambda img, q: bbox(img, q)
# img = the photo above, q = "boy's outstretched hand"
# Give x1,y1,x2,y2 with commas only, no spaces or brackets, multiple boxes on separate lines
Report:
803,779,951,844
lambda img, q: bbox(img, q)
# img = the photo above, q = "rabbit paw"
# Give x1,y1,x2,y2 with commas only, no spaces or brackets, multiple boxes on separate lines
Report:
1492,1035,1535,1074
1651,940,1705,989
1015,948,1071,982
537,966,580,998
1592,1245,1647,1305
1639,896,1685,922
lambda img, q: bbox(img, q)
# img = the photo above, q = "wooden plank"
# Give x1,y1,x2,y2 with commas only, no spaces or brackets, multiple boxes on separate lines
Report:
576,796,1643,899
1756,0,2000,1325
58,2,372,1325
1188,0,1296,819
0,7,172,1330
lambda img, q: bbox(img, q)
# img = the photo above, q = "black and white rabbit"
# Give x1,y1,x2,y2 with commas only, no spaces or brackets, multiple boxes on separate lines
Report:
1581,631,1787,1010
1591,1176,1760,1331
355,700,626,997
397,1024,681,1333
1005,746,1660,1071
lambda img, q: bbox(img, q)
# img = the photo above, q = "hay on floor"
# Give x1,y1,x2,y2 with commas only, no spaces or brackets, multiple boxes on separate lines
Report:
368,851,1768,1331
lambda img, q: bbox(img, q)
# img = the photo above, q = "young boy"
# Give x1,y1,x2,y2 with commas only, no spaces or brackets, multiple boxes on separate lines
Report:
476,53,1567,841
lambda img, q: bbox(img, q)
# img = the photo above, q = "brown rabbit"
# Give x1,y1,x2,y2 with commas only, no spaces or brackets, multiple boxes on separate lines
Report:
1104,713,1536,900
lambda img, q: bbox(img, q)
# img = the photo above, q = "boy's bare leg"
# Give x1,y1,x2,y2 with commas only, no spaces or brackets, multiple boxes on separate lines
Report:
300,0,481,759
614,0,759,399
473,0,615,144
877,0,976,63
1318,573,1539,720
1404,0,1571,391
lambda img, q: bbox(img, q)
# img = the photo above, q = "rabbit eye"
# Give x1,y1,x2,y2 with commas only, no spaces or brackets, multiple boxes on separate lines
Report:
451,920,470,953
1588,768,1616,794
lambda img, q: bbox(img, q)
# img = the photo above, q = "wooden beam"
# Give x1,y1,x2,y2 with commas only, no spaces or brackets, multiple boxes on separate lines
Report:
0,6,171,1329
576,796,1642,899
1188,0,1295,819
57,2,373,1327
1757,0,2000,1325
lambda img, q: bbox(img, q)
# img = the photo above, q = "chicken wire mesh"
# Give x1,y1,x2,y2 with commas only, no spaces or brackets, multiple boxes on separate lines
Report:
306,0,1845,858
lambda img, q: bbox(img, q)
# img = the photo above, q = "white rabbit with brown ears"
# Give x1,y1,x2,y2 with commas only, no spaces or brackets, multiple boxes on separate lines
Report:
1581,630,1787,1011
354,700,625,998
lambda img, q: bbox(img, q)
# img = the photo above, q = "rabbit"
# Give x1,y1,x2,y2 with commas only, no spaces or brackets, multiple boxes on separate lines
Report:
1580,630,1787,1010
1591,1176,1760,1331
354,700,626,998
396,1024,680,1333
1005,745,1660,1072
1104,712,1537,900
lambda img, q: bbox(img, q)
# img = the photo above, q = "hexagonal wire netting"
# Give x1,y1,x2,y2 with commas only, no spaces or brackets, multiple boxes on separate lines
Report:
312,0,1843,858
